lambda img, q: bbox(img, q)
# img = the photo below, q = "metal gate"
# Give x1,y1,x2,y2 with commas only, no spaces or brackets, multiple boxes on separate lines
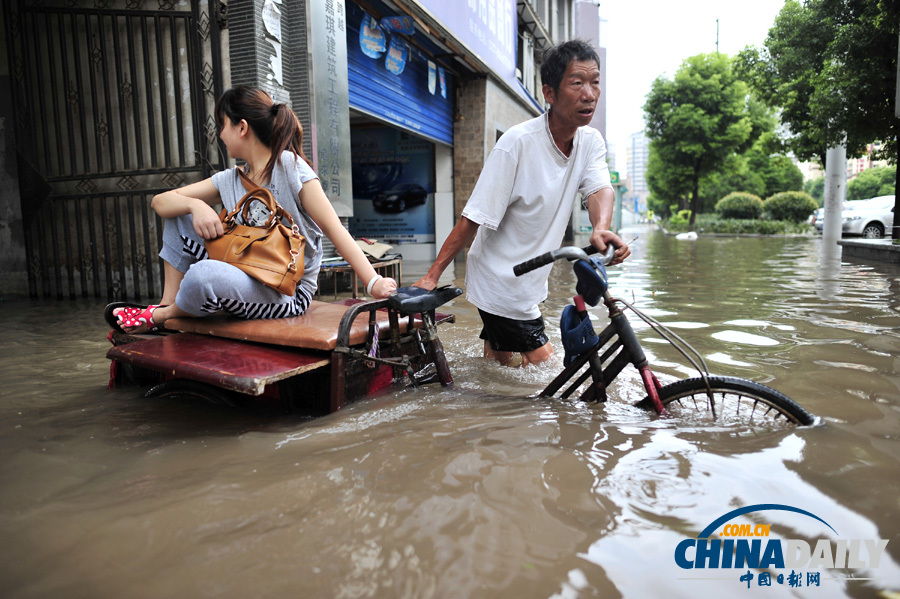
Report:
5,0,226,300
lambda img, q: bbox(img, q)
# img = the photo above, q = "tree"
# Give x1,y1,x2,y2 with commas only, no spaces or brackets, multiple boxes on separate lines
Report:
698,109,803,208
645,140,694,214
700,153,766,210
735,1,834,165
756,155,805,197
643,53,753,228
736,0,900,234
804,176,825,205
847,166,897,201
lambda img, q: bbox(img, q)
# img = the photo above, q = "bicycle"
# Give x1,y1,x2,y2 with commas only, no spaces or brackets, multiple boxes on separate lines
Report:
513,244,815,426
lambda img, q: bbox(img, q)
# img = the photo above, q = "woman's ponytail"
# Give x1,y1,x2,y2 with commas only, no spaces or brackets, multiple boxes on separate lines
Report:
215,87,314,183
264,103,313,179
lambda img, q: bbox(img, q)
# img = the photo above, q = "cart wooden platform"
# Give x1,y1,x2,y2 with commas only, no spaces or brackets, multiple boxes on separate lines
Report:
106,287,462,413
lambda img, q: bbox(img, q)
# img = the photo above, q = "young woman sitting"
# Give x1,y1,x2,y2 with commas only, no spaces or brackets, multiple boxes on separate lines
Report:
107,86,397,333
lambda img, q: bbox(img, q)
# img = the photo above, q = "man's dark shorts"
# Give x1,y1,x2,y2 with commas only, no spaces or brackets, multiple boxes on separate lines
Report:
478,309,549,353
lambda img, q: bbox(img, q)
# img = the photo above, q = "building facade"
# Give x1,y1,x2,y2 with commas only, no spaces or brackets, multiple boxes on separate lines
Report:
625,130,650,216
0,0,578,299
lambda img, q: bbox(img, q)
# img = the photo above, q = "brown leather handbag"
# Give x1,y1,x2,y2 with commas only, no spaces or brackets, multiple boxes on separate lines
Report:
204,185,306,296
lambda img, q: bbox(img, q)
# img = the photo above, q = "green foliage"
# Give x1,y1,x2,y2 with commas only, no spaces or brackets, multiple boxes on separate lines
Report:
758,155,805,197
700,154,765,211
699,143,804,210
664,213,812,235
645,195,670,219
804,176,825,205
736,0,900,164
646,147,693,211
763,191,819,222
846,166,896,201
669,210,692,226
715,192,764,219
644,53,755,225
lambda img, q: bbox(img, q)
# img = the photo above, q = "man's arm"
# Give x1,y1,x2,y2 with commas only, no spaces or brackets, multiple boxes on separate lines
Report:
414,216,480,289
586,188,631,265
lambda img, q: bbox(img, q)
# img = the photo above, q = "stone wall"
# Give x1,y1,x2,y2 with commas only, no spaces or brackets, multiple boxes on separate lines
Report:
452,77,537,218
452,78,487,216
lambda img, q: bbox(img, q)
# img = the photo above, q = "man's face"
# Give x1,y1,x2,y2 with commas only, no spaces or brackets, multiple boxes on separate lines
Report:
543,59,600,129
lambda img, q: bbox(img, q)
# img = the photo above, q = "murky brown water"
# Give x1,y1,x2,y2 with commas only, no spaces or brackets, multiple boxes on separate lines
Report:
2,226,899,598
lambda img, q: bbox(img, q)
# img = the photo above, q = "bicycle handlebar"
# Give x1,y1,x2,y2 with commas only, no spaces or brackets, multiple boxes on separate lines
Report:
513,244,615,277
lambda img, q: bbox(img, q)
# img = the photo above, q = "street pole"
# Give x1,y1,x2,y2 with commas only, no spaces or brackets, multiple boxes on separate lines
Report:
613,185,624,232
822,143,846,247
893,31,900,240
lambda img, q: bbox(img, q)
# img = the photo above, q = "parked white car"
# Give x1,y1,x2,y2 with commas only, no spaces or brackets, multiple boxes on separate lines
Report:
810,207,825,232
841,195,895,238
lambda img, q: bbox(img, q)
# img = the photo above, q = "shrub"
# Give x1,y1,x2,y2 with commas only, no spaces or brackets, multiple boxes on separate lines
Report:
763,191,819,223
664,215,813,234
715,192,764,219
669,209,692,226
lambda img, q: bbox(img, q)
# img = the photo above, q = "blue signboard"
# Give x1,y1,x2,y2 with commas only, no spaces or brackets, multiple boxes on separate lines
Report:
347,3,454,145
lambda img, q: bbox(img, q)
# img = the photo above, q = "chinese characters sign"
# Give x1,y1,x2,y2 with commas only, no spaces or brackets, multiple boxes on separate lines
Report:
309,0,353,216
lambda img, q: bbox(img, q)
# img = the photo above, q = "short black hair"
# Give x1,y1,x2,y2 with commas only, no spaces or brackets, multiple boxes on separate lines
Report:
540,39,601,92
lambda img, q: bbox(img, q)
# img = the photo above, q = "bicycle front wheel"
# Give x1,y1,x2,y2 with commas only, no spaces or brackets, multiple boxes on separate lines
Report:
640,376,815,426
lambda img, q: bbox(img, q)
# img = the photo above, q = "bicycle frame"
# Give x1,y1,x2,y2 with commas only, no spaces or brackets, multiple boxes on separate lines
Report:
513,245,667,414
540,287,667,415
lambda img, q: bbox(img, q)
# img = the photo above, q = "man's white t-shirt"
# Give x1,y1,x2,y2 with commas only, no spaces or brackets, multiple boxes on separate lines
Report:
462,112,612,320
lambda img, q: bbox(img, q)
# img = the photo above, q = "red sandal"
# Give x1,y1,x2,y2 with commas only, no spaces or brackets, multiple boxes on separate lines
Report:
104,302,167,334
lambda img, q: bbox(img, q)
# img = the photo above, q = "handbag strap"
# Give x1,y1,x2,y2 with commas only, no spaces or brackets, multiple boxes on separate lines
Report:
236,166,258,192
221,167,296,228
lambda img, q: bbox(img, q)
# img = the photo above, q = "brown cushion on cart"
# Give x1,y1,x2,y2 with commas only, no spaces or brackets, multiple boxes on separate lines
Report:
165,300,403,351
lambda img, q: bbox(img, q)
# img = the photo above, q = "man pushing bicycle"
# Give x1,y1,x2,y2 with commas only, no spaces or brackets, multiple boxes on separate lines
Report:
414,39,630,366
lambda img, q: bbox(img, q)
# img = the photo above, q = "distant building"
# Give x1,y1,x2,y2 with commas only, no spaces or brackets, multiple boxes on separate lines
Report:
574,1,607,140
625,131,650,215
799,141,890,182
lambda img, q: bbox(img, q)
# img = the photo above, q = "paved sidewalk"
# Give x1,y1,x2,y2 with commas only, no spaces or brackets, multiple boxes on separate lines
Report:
838,238,900,264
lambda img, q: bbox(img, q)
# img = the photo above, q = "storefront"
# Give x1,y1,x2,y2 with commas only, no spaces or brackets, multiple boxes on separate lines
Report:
344,1,456,261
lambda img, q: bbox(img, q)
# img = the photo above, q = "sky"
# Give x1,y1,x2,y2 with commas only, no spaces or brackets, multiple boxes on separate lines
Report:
597,0,789,176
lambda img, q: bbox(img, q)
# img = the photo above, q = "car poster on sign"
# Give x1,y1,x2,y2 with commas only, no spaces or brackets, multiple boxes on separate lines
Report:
349,126,435,244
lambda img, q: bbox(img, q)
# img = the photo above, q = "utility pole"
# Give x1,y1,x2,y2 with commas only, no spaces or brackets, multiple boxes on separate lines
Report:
893,31,900,240
716,19,719,54
823,144,846,247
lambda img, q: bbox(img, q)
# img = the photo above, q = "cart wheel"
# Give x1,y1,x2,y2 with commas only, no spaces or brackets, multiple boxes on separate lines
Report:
428,337,453,386
145,380,239,407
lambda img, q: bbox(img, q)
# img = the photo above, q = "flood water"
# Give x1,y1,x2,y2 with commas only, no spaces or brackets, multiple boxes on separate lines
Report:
2,226,899,598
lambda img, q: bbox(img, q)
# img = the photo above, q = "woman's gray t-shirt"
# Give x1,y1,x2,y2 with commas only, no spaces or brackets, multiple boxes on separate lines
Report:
211,150,324,302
